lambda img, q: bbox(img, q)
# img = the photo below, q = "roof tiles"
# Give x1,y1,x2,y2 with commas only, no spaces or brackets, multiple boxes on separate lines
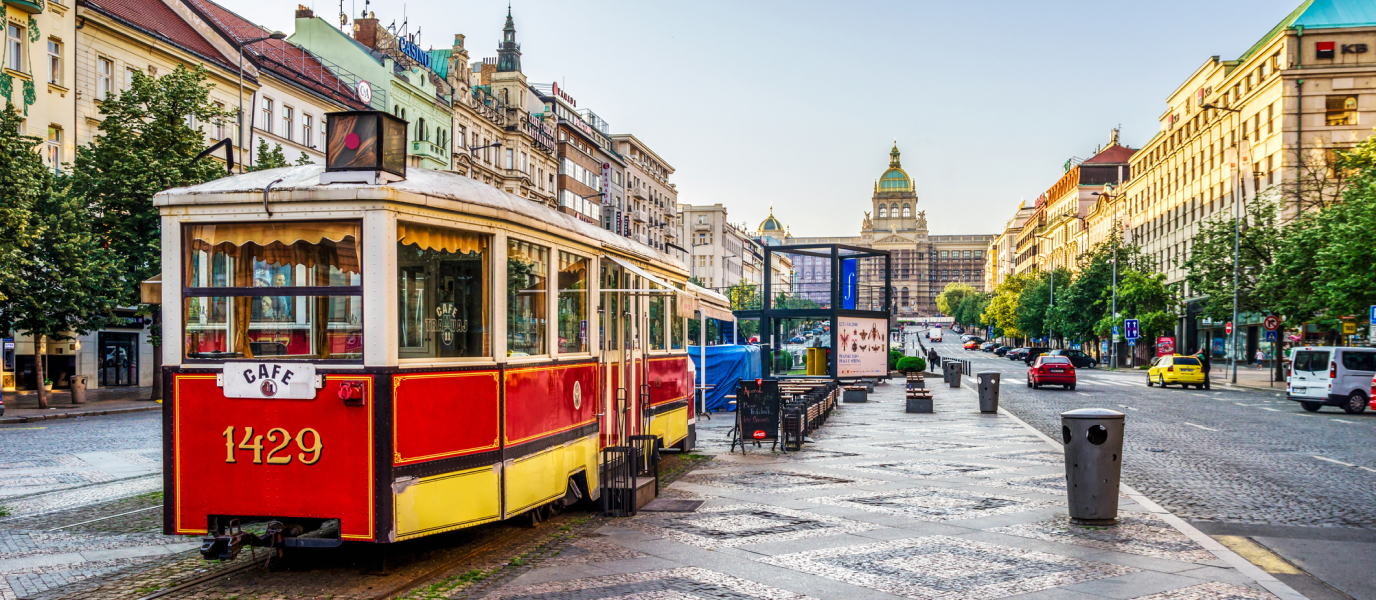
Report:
82,0,237,73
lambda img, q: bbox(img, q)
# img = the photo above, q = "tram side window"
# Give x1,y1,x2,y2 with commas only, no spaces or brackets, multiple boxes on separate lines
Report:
649,293,665,350
508,239,549,357
557,252,588,354
182,222,363,360
670,294,684,350
396,223,490,359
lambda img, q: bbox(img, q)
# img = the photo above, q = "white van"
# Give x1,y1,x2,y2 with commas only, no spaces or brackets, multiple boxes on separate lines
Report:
1287,346,1376,413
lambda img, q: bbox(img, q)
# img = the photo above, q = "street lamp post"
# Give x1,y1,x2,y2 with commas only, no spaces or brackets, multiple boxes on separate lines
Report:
1034,234,1055,348
1204,102,1244,384
237,31,287,174
1093,187,1122,370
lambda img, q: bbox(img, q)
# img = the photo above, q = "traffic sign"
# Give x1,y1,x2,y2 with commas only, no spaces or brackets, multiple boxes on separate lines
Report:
1264,330,1278,342
1113,325,1121,336
1370,305,1376,323
1124,319,1140,340
1263,315,1279,331
1225,322,1233,335
1128,338,1137,346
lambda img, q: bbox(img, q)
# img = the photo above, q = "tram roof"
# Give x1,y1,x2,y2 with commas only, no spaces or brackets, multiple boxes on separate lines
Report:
155,165,687,277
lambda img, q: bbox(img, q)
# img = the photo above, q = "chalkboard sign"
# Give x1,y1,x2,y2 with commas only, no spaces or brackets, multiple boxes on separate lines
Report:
736,379,780,444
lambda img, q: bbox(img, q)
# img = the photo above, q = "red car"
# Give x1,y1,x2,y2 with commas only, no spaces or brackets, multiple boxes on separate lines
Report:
1028,355,1076,390
963,340,980,350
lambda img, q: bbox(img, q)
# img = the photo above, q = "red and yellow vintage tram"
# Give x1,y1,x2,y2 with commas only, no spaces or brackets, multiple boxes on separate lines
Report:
156,125,726,555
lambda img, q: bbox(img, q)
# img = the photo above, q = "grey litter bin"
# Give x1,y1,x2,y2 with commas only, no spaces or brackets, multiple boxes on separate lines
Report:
977,372,1000,413
71,375,88,405
1061,408,1125,526
948,361,961,388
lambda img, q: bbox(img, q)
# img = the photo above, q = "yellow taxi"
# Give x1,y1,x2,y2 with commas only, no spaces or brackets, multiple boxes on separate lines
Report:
1147,354,1207,389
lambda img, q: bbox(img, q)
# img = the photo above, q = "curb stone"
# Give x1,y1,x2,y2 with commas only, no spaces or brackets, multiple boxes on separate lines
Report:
0,405,160,424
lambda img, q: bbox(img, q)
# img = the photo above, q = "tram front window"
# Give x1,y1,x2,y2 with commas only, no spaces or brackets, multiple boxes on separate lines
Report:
507,239,548,356
397,223,490,359
182,222,363,360
649,294,665,350
671,294,684,350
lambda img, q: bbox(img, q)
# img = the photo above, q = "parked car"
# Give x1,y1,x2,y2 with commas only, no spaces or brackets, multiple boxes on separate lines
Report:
980,342,997,351
1049,349,1098,369
1028,355,1076,390
1006,348,1028,361
963,340,980,350
1022,347,1051,366
1287,346,1376,413
994,345,1012,356
789,336,806,344
1146,354,1207,389
1371,373,1376,410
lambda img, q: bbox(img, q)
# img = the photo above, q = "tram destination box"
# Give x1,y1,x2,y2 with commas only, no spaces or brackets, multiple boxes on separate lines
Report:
323,110,407,184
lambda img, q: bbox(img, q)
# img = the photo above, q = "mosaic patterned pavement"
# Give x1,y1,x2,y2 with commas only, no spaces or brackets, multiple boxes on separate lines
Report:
479,567,818,600
809,486,1055,522
482,380,1289,600
675,469,882,494
759,535,1137,600
989,514,1220,563
842,459,1023,479
626,503,880,549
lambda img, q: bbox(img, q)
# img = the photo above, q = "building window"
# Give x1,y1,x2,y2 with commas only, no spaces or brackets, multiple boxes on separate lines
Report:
260,98,273,134
878,206,887,218
505,148,514,170
902,204,911,218
283,106,294,142
125,67,138,90
46,126,61,174
1326,96,1357,126
97,58,114,100
46,39,60,85
213,103,225,139
7,24,23,73
302,114,313,148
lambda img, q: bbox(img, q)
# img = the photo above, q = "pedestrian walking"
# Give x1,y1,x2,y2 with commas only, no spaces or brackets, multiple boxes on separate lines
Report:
1195,348,1211,389
927,348,940,373
1255,349,1265,369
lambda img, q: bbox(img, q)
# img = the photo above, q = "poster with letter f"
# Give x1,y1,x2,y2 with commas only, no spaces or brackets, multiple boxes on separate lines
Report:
841,258,857,309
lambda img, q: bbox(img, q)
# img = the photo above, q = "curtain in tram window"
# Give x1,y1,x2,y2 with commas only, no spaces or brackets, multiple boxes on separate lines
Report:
184,222,361,282
397,222,487,256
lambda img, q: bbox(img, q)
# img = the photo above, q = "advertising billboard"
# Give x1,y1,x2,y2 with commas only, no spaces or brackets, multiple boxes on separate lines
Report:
836,317,888,377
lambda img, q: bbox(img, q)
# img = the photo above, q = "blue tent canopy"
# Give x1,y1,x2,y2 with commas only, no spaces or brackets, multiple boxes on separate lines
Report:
689,345,760,412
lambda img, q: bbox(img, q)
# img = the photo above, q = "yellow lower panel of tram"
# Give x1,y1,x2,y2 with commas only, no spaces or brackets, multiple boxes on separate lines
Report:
649,406,688,448
504,435,599,515
394,466,500,541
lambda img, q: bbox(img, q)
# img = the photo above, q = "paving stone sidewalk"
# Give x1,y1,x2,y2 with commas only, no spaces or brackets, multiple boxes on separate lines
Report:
475,377,1306,600
1,388,158,424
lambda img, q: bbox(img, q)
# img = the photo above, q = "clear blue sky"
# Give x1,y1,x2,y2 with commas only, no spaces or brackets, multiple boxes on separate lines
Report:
221,0,1301,237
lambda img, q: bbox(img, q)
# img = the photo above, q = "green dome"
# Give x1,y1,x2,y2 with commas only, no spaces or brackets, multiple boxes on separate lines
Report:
879,168,911,190
759,208,784,233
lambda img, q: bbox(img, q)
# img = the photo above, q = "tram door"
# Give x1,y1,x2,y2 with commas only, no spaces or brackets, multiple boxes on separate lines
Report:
601,264,649,448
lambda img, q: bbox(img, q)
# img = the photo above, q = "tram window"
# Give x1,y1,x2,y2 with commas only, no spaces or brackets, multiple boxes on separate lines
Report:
601,263,620,350
182,222,363,361
396,222,490,359
649,294,665,350
557,252,588,354
670,294,684,350
507,239,549,357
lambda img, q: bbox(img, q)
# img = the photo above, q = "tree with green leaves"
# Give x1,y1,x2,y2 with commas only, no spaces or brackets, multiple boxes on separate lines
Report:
1053,233,1156,355
1183,197,1281,323
1,177,124,409
249,138,289,171
1015,269,1072,345
0,103,42,408
69,64,231,399
982,272,1031,341
935,282,977,318
1094,269,1177,363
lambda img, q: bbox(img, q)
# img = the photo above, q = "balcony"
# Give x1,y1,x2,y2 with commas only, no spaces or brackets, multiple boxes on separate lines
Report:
632,209,648,223
411,139,448,165
4,0,44,12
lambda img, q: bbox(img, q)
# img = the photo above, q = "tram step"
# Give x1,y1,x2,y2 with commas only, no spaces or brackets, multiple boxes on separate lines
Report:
634,476,658,510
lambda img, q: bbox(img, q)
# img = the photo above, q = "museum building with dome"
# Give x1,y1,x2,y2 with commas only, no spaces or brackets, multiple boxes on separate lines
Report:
783,143,995,318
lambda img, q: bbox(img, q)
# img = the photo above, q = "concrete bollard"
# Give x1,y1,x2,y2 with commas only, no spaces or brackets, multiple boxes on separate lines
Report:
71,375,87,405
1061,408,1126,525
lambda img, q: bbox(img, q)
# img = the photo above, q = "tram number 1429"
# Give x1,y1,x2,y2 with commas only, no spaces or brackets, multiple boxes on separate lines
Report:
222,426,323,465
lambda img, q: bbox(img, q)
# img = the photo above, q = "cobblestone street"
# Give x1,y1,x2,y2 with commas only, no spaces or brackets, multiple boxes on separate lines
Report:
470,377,1296,600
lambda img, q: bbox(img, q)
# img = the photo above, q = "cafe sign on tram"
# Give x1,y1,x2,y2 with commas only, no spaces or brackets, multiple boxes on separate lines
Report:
219,362,319,399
